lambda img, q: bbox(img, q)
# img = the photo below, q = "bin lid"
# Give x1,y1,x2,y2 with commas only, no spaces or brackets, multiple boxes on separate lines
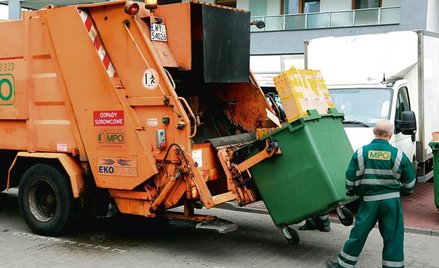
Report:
428,141,439,150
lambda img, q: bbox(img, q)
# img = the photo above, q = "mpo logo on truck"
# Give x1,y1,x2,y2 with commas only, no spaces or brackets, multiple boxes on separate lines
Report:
0,74,15,105
98,133,125,144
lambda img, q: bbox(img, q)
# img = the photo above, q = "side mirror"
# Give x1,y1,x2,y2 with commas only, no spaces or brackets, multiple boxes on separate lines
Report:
395,111,416,135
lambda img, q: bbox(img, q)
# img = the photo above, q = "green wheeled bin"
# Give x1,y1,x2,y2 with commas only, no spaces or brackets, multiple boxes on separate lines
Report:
428,141,439,214
248,109,357,244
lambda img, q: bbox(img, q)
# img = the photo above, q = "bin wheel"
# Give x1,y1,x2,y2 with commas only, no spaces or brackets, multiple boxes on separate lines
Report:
337,207,354,226
282,226,300,246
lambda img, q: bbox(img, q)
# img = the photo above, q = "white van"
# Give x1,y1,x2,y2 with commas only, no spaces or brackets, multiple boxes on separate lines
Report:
305,30,439,182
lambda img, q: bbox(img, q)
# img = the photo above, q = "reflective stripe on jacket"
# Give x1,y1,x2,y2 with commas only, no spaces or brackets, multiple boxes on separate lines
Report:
346,139,416,201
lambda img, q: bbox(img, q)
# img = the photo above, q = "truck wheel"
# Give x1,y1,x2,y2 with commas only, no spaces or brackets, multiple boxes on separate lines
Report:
18,164,76,236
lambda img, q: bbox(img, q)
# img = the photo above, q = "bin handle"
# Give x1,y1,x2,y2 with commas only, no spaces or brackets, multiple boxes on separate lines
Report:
177,96,197,139
287,119,305,133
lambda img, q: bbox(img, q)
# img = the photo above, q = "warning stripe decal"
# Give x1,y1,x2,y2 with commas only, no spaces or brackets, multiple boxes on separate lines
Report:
79,10,117,78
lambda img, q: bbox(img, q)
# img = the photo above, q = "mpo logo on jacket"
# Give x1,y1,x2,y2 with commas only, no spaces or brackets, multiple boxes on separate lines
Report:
0,74,15,106
368,150,391,160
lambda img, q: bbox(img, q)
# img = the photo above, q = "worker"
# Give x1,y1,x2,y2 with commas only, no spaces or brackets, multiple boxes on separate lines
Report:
299,213,331,232
326,120,415,268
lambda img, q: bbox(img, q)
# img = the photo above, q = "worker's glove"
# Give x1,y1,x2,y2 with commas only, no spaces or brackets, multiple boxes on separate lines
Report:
400,188,413,196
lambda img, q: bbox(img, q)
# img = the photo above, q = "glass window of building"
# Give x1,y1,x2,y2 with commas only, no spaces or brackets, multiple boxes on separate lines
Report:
303,0,320,13
283,0,300,14
354,0,382,9
215,0,236,8
282,0,320,14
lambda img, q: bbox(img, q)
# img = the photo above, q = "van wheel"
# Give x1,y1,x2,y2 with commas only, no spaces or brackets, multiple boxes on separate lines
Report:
18,164,76,236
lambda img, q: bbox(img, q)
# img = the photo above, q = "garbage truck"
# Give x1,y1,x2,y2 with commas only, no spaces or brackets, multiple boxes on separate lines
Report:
0,0,353,244
305,30,439,183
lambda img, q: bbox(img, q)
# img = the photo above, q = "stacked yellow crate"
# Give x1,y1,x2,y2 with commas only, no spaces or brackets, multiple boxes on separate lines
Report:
273,67,334,123
256,127,278,139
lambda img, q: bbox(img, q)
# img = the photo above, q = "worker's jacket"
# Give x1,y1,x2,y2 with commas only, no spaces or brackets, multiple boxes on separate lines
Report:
346,139,416,201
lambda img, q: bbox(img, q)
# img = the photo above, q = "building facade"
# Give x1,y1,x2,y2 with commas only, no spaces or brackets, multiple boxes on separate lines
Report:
240,0,437,87
173,0,437,87
5,0,438,86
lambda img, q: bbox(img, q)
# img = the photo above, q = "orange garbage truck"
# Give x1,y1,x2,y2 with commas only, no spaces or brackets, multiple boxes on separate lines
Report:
0,0,354,245
0,0,283,237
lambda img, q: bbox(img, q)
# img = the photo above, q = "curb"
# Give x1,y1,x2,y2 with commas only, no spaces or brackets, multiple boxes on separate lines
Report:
217,202,439,236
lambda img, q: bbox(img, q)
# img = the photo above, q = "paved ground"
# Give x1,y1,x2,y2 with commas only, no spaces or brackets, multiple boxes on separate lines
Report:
235,181,439,236
1,190,439,268
401,182,439,231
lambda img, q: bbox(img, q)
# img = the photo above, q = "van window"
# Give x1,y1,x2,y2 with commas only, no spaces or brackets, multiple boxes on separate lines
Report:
330,88,392,126
395,86,410,121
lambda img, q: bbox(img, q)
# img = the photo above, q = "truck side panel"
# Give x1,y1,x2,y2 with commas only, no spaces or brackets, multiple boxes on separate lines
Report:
89,4,191,151
43,6,166,190
28,14,78,153
0,15,80,154
0,20,28,150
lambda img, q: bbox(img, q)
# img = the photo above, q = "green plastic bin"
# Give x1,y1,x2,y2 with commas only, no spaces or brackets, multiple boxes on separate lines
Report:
428,142,439,212
249,109,356,227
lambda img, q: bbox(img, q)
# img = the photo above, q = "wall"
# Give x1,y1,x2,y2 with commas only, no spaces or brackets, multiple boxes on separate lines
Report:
237,0,249,10
383,0,401,7
267,0,281,15
0,5,7,19
249,0,267,16
246,0,281,16
426,0,439,33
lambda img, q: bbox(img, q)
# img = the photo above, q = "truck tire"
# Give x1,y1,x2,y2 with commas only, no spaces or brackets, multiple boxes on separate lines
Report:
18,164,76,236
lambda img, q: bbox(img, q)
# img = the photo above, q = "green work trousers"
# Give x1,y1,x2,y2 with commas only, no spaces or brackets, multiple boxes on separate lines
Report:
337,198,404,268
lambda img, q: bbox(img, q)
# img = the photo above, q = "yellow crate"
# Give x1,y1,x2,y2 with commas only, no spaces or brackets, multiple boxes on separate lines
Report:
256,127,278,139
273,67,334,122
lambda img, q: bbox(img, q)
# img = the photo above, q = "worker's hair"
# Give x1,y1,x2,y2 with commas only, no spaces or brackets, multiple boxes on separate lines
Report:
373,120,394,137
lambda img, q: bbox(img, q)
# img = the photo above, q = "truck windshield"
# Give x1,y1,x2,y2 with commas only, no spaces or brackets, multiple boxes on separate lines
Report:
329,88,393,127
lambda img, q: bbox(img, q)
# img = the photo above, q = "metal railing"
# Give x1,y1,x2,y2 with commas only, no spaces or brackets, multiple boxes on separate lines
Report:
251,7,400,32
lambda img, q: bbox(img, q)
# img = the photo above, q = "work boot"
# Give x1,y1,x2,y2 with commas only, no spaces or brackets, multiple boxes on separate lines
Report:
325,258,338,268
319,225,331,232
298,219,317,231
315,215,331,232
317,220,331,232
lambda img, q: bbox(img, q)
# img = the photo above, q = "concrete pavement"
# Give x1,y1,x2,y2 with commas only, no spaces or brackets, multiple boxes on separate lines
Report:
218,199,439,237
1,191,439,268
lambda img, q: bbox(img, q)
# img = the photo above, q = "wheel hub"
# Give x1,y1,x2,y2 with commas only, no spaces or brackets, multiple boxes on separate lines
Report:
29,179,57,222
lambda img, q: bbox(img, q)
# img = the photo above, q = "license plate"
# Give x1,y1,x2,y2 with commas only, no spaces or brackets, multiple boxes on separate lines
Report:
150,23,167,42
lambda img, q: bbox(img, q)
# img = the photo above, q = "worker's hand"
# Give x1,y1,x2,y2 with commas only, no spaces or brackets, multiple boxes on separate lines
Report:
346,190,357,196
400,188,413,196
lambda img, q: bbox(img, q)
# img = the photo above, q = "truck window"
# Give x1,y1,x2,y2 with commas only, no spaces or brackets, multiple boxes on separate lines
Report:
395,86,410,121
